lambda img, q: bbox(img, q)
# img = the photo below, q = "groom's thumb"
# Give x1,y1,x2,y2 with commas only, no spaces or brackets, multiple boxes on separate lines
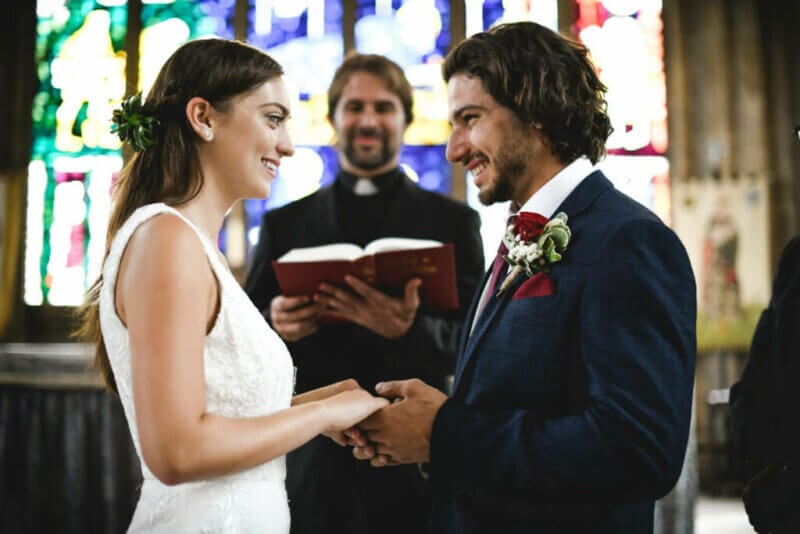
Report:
375,380,404,399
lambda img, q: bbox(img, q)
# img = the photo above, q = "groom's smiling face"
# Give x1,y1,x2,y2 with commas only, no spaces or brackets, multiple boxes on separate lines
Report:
445,73,545,207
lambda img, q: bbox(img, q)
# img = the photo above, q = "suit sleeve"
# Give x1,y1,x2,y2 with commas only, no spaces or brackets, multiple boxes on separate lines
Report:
244,212,281,319
730,236,800,461
391,207,485,379
429,219,696,501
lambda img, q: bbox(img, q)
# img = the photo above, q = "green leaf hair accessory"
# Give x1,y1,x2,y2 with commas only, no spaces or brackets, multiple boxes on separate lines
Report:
111,93,159,152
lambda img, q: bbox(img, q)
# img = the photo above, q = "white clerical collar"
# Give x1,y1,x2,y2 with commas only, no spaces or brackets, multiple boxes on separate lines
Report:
353,179,379,196
514,157,595,218
338,168,401,196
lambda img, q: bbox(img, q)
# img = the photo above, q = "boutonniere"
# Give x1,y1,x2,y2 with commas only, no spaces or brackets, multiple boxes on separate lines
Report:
497,211,572,296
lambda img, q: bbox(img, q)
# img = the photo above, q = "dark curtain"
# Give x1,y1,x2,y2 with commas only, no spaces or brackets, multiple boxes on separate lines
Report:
0,0,36,171
0,386,141,533
0,0,36,341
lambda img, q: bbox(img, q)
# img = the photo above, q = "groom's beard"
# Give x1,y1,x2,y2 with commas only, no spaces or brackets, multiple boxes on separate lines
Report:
343,127,396,171
478,126,530,206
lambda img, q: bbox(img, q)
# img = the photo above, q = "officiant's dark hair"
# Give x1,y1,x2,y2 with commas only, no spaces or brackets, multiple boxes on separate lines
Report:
443,22,612,165
75,38,284,394
327,53,414,125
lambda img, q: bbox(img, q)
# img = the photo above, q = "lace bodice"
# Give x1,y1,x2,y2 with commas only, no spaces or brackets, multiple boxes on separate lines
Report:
99,203,294,532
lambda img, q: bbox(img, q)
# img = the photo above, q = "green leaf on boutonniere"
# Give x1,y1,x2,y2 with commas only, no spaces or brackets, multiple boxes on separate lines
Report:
497,211,572,296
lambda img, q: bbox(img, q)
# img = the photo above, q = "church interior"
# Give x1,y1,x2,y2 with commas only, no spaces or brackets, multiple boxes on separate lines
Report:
0,0,798,532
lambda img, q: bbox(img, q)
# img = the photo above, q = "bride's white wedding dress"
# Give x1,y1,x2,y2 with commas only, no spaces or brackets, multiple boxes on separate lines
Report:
100,203,295,533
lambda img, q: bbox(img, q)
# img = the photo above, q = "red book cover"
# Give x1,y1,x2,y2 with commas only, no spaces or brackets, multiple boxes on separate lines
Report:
271,242,458,311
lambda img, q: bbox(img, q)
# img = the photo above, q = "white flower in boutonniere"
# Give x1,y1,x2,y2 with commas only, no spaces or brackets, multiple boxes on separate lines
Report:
497,211,572,296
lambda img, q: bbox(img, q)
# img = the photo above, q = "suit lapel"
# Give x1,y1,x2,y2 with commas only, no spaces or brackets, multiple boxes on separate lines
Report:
452,171,614,396
452,272,525,395
453,268,492,381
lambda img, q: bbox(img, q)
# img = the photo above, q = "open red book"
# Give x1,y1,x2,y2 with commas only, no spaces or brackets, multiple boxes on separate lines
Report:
272,238,459,311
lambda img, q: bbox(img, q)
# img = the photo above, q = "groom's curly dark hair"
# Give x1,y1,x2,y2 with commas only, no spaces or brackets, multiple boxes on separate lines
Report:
443,22,613,165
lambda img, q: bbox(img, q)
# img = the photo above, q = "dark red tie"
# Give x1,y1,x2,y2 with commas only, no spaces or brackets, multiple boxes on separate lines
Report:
487,241,509,298
476,216,516,318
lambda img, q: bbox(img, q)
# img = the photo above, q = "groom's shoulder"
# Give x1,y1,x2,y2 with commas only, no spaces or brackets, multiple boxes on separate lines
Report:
575,178,686,261
588,179,667,232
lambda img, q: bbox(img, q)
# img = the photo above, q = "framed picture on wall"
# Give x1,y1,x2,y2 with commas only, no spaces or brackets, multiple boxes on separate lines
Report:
672,177,771,351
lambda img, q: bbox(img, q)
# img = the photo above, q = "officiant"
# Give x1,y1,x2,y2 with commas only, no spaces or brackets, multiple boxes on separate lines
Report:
245,53,485,534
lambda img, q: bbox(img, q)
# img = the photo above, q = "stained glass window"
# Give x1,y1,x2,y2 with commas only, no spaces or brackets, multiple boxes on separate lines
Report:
466,0,558,36
139,1,236,96
25,1,128,306
574,0,671,223
25,0,236,306
28,1,661,302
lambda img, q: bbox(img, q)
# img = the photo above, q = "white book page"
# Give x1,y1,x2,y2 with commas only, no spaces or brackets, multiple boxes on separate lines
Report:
277,243,366,263
364,237,442,255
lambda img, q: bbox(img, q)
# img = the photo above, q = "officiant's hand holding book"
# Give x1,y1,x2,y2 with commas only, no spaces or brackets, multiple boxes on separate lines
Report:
271,237,459,312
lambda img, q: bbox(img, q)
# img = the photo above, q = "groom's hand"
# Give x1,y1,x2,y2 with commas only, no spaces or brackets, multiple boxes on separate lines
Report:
314,276,421,339
352,379,447,466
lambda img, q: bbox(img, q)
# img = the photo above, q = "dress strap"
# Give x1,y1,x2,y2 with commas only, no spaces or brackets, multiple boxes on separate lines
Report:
109,202,231,288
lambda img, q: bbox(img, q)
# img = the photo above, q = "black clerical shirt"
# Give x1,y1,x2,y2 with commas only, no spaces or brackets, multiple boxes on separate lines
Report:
334,168,404,247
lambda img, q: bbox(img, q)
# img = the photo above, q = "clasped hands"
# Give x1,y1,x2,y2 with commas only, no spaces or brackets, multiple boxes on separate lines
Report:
271,277,446,464
332,378,448,466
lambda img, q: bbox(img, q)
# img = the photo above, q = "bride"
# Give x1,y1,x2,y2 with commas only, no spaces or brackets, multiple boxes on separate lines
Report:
76,38,387,533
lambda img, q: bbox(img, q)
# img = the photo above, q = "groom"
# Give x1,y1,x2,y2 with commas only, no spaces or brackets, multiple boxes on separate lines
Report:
348,22,697,533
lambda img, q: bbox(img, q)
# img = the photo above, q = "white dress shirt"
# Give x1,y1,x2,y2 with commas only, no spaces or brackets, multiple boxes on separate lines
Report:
470,157,596,332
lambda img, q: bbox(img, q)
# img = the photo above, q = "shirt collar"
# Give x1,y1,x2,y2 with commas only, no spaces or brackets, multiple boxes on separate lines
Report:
337,167,403,196
514,157,595,218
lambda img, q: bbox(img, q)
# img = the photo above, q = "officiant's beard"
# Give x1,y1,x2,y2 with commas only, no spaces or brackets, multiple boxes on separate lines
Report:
478,128,531,206
343,127,395,171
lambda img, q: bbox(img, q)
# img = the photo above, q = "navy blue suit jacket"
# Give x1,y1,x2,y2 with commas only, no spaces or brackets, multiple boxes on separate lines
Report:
428,172,697,533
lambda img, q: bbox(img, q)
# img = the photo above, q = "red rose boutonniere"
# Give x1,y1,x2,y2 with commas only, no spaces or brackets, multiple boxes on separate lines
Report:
497,211,572,295
514,212,549,242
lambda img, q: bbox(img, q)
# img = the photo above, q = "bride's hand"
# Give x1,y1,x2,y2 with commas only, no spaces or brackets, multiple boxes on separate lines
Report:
320,390,388,446
292,378,360,406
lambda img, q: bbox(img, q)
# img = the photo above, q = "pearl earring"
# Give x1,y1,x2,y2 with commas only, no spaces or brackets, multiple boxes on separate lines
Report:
205,130,212,140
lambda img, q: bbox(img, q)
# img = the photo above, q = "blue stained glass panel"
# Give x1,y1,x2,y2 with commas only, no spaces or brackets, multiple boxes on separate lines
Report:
400,145,450,194
248,1,343,50
354,0,450,64
481,0,505,30
141,0,235,40
247,0,344,105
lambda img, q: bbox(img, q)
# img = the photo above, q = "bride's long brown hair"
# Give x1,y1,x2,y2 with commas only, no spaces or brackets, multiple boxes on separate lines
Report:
75,39,283,393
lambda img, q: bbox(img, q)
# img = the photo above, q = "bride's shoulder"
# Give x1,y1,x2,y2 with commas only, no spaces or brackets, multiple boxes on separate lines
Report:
130,213,203,259
119,212,211,296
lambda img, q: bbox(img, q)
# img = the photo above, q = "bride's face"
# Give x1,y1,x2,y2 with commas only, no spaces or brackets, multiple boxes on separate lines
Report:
202,77,295,201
